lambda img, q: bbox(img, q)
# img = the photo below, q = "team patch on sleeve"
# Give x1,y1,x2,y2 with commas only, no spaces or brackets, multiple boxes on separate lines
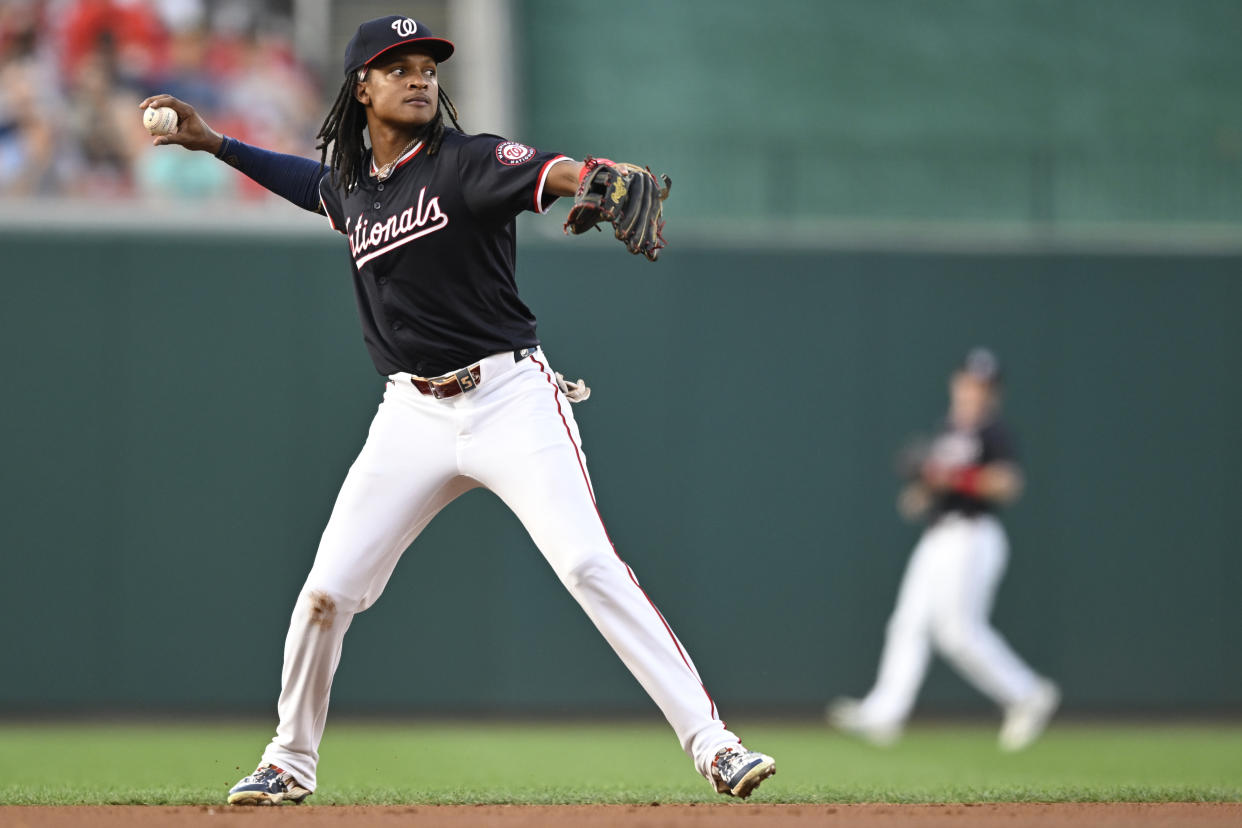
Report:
495,141,537,166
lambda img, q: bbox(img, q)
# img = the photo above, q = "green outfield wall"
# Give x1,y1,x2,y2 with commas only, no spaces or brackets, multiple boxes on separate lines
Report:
1,231,1239,714
523,0,1242,226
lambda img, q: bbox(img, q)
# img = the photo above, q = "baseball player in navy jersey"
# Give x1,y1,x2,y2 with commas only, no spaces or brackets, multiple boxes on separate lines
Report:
828,349,1059,751
140,15,774,806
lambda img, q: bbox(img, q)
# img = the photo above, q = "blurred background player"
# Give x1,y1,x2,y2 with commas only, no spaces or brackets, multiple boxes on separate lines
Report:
828,348,1059,752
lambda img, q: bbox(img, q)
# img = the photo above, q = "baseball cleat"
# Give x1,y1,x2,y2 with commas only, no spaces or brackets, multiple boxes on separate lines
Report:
999,679,1061,752
227,764,312,806
711,745,776,798
826,697,902,747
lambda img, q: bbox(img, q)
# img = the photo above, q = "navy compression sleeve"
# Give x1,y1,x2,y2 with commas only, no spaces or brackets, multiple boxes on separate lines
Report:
214,136,326,213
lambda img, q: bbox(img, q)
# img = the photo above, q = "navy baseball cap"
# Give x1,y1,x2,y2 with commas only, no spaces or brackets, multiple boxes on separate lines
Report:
960,347,1002,384
343,16,454,75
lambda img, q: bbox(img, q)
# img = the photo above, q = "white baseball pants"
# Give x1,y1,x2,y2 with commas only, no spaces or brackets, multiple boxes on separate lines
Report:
855,514,1042,726
258,348,737,790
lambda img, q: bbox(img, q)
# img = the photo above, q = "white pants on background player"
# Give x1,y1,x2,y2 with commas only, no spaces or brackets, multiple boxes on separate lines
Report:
853,514,1041,726
258,348,738,791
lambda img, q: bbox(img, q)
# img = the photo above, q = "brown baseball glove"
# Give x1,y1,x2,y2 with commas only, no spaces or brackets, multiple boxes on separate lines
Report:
563,157,671,261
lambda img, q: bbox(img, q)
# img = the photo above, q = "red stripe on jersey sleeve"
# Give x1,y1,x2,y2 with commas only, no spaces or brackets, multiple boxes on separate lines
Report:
534,156,574,214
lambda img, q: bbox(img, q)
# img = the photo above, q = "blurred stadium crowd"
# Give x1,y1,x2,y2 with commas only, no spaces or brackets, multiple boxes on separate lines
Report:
0,0,322,200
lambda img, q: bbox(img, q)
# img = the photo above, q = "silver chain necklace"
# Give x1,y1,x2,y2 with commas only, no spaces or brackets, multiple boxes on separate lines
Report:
374,137,420,181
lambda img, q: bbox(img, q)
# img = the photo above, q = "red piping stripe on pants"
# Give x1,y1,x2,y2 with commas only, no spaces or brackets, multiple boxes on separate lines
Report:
529,355,718,720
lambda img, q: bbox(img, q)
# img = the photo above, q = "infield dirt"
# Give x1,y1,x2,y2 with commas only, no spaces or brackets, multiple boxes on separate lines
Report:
3,803,1240,827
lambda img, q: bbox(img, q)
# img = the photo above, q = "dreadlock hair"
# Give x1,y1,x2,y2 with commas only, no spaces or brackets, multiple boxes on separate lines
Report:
316,70,461,193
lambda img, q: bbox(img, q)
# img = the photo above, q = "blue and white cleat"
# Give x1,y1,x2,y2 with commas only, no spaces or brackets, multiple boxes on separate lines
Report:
711,745,776,798
227,763,312,806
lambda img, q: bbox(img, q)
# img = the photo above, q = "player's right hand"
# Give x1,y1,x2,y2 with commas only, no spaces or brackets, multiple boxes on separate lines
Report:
137,94,223,155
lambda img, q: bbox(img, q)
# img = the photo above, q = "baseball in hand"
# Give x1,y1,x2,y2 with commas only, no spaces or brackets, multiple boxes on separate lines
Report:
142,106,178,136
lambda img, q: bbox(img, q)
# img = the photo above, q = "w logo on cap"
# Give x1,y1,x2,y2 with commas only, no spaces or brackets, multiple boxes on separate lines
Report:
391,18,418,37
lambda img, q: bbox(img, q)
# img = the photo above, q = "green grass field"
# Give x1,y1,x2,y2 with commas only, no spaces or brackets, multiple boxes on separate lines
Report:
1,719,1239,806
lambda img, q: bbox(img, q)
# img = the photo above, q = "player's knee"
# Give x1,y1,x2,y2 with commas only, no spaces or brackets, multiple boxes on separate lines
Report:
296,585,358,628
561,550,624,596
933,619,983,660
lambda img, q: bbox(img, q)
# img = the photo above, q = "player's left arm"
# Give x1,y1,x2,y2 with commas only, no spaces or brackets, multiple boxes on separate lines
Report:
544,161,586,197
543,159,661,197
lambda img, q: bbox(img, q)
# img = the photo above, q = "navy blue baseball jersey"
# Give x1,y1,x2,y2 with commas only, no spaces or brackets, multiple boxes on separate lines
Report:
928,420,1017,519
318,129,571,377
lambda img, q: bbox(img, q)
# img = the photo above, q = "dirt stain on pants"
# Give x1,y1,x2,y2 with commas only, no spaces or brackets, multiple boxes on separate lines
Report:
308,591,336,629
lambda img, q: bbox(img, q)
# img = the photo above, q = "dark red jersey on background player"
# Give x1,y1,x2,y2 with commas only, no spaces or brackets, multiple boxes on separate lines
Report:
140,14,774,806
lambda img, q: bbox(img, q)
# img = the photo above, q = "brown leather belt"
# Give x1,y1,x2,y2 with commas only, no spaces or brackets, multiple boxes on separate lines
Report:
410,365,482,399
